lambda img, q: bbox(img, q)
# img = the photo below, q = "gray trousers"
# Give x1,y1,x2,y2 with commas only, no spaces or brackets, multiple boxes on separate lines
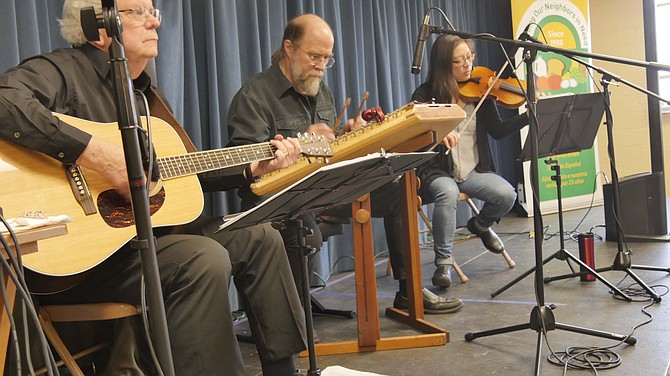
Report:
41,220,306,375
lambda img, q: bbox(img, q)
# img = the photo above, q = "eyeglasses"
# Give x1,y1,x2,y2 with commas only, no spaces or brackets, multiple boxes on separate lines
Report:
452,53,476,66
295,45,335,68
118,6,162,23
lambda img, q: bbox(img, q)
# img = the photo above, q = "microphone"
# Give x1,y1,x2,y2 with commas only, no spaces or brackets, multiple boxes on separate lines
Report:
411,12,432,74
519,23,544,44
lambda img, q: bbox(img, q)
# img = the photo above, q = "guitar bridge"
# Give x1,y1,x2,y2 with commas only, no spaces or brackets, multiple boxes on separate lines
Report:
64,164,97,215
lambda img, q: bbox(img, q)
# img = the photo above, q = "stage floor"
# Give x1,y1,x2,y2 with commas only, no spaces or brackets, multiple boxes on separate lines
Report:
237,204,670,376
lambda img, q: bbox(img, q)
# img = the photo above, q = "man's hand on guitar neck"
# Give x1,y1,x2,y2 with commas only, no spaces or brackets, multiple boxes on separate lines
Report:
249,134,302,177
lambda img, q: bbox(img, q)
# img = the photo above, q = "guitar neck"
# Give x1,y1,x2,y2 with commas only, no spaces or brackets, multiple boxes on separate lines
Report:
158,143,275,179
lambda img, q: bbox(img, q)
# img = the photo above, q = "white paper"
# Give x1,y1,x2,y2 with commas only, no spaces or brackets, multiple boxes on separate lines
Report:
1,215,71,234
321,365,388,376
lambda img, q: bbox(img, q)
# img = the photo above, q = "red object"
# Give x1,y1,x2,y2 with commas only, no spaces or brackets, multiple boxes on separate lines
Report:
578,233,596,282
361,106,385,122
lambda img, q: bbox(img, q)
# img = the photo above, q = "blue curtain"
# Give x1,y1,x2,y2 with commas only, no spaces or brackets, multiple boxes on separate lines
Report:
1,0,516,216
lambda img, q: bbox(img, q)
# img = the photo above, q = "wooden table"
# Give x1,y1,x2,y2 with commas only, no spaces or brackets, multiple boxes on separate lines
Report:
300,171,448,357
1,225,68,374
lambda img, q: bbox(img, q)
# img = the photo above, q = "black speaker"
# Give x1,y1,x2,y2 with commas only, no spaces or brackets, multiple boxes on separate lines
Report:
603,172,667,242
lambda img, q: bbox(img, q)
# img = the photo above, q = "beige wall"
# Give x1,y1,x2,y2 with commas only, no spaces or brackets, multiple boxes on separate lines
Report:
590,0,670,195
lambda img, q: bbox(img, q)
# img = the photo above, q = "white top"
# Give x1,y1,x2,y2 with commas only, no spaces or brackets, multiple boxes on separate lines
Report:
451,102,478,182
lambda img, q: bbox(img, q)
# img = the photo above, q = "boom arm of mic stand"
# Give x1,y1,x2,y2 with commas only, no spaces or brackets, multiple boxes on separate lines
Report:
565,55,670,105
429,26,670,72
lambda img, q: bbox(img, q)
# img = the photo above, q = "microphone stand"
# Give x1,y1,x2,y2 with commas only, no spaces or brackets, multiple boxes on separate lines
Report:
426,27,637,375
81,1,175,374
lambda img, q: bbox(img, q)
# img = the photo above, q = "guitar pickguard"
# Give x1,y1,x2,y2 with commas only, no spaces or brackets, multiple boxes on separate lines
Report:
97,187,166,228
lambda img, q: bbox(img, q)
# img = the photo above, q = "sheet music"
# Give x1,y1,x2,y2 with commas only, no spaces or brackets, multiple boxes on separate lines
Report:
217,151,435,232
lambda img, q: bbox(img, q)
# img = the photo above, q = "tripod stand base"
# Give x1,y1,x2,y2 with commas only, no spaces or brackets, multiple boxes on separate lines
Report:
465,304,634,375
465,305,636,345
545,251,667,302
492,249,633,301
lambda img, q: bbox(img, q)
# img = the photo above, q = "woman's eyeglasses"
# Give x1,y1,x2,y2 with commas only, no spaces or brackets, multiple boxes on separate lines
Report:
452,53,476,66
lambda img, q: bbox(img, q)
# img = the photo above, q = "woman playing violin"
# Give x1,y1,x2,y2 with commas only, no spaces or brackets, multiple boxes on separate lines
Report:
411,35,529,288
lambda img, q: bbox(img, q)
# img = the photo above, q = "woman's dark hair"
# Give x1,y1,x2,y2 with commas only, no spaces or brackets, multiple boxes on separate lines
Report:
425,35,475,103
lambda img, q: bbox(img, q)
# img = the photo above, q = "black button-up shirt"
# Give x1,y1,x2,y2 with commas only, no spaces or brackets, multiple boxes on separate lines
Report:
226,62,337,146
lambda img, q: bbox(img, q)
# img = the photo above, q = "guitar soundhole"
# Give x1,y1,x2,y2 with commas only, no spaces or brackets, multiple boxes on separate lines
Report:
98,188,166,228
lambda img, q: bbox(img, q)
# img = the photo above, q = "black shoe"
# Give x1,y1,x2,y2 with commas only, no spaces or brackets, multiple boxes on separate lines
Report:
393,288,463,314
432,265,453,288
467,217,505,254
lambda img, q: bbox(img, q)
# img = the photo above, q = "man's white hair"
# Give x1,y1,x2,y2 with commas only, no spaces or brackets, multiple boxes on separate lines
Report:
59,0,102,46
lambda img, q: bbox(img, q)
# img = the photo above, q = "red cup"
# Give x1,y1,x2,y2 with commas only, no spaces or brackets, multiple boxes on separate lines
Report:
578,232,596,282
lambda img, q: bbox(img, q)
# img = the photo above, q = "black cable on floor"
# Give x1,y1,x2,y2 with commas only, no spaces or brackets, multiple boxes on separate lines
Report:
547,345,622,373
545,279,668,374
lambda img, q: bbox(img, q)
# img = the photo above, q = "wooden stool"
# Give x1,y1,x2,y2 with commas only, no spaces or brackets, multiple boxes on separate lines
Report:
416,193,516,283
36,302,142,376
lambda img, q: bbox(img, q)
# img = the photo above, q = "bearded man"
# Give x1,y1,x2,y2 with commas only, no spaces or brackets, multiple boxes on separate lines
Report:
226,14,463,315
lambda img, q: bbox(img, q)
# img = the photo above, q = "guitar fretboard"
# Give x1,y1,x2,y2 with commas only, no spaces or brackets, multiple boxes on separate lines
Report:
158,143,275,179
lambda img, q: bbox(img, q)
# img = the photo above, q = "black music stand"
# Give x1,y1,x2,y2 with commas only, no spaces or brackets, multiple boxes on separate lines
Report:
519,93,604,161
542,79,669,300
219,151,436,376
493,93,630,299
466,90,635,370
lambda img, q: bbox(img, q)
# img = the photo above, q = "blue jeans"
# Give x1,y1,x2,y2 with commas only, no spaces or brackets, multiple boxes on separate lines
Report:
426,171,517,266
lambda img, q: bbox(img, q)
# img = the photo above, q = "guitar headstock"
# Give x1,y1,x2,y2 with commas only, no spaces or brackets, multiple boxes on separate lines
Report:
297,133,333,162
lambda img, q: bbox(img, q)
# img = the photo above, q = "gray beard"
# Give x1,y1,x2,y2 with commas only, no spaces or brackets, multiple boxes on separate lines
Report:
299,76,322,96
290,62,323,96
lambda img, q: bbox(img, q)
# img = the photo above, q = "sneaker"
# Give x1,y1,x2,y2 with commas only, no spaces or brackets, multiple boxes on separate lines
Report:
432,265,453,288
393,288,463,314
467,217,505,254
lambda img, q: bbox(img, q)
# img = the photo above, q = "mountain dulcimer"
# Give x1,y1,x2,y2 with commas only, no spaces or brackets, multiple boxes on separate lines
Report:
250,102,466,196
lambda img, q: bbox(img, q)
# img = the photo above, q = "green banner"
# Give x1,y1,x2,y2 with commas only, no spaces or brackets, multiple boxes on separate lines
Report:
512,0,602,215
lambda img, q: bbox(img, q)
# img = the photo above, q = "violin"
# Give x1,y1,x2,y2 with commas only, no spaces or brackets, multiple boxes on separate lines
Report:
458,66,527,109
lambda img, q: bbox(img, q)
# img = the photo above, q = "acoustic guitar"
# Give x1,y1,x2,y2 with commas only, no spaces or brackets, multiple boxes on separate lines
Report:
0,113,331,293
